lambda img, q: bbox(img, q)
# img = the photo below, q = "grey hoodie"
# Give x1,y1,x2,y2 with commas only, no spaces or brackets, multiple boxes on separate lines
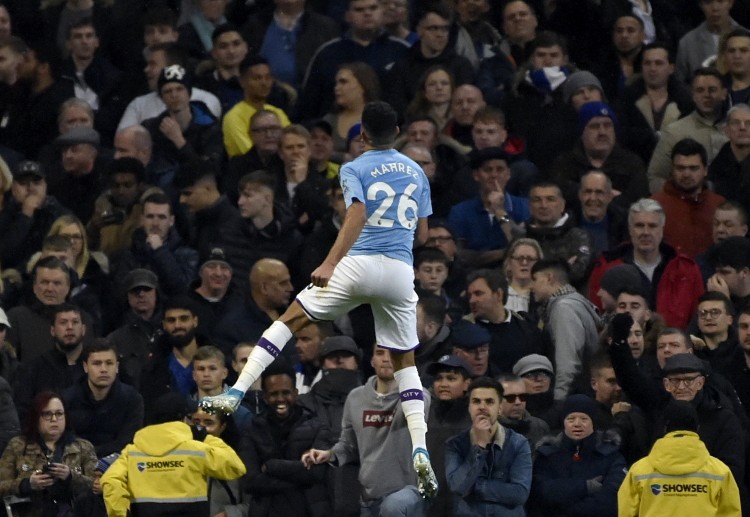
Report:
331,375,431,502
544,287,601,400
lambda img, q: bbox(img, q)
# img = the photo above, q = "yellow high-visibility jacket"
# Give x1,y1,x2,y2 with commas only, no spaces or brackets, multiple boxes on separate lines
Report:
618,431,741,517
102,421,246,517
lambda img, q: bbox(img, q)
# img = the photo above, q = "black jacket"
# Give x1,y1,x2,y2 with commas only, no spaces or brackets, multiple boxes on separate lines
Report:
240,405,333,517
63,377,144,457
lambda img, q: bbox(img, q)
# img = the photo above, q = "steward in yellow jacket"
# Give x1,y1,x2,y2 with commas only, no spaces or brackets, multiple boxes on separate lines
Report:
618,430,741,516
101,393,246,517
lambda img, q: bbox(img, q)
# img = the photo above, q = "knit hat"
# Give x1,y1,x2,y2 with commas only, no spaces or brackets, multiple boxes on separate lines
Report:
347,122,362,146
663,399,699,433
158,64,192,96
600,265,643,299
562,394,598,423
512,354,554,377
95,453,120,473
578,101,618,134
563,71,604,104
201,247,231,271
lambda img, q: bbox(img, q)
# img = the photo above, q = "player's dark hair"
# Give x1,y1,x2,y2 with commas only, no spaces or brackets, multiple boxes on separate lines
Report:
362,101,399,146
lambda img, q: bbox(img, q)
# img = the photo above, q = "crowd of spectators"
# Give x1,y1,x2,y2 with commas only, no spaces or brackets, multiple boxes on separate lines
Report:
0,0,750,515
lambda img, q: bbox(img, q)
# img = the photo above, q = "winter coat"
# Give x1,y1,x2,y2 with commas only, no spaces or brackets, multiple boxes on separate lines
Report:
111,226,199,297
102,421,245,517
239,405,332,517
541,287,601,400
524,214,594,286
618,430,741,516
0,432,97,517
62,378,144,457
651,181,725,257
531,430,626,517
446,425,532,517
588,242,704,328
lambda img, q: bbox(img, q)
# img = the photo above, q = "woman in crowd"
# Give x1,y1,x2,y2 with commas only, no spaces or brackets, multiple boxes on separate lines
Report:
191,407,243,516
406,65,455,130
0,391,96,517
322,62,381,162
504,238,543,314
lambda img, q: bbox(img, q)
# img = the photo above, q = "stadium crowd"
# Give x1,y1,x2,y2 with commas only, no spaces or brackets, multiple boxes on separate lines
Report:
0,0,750,515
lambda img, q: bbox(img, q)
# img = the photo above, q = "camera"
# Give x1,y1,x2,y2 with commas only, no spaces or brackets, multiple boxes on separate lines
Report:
41,462,53,473
100,209,126,226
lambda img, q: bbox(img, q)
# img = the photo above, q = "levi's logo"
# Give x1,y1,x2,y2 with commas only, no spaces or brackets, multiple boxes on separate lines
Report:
363,410,394,427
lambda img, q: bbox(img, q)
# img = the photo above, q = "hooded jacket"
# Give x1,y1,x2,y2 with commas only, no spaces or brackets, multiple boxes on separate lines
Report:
102,421,246,517
531,430,626,517
618,431,741,516
542,286,601,400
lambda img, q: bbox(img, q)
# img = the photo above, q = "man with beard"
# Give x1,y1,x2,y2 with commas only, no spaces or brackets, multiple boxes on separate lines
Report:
62,339,144,457
652,138,726,257
139,296,205,421
239,360,332,516
13,303,87,423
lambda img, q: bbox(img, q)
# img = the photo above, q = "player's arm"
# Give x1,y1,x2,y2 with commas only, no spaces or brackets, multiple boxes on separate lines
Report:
311,200,366,287
414,217,429,248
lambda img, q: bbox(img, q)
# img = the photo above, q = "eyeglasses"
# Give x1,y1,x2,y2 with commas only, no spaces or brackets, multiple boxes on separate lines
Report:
251,126,282,134
502,394,528,403
511,255,538,264
59,233,83,241
129,286,154,295
698,308,724,319
665,375,703,388
40,410,65,421
522,370,551,380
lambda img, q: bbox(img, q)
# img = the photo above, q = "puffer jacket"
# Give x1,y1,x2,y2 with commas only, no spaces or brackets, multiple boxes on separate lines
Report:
102,421,245,517
618,430,741,516
531,430,626,517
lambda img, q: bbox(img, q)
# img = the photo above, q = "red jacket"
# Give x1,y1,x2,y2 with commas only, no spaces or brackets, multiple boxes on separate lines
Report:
589,242,704,328
651,182,725,258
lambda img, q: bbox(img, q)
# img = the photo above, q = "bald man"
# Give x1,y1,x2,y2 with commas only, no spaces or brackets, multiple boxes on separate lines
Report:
212,259,294,354
444,85,487,146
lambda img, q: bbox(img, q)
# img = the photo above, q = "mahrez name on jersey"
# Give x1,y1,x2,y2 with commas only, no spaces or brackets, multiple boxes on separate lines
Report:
369,161,421,179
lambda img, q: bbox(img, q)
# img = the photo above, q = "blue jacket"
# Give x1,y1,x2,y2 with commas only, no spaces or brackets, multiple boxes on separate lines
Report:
531,430,626,517
446,425,532,517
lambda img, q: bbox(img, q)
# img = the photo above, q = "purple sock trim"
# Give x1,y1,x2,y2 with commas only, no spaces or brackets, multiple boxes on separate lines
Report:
258,337,280,359
400,389,424,402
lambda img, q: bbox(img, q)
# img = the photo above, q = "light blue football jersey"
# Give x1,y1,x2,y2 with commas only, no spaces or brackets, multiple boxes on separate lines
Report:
340,148,432,265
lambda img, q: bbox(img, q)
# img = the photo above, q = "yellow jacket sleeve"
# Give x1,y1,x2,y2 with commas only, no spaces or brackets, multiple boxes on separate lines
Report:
617,470,639,517
201,435,247,480
101,447,132,517
717,469,742,517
